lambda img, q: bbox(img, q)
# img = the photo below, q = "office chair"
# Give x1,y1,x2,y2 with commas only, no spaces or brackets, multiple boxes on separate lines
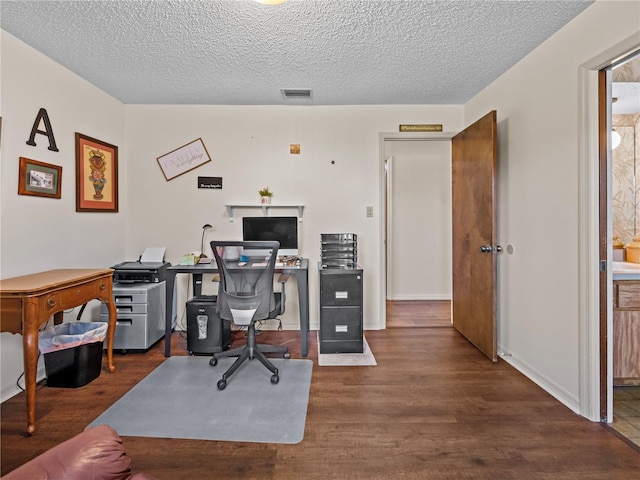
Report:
208,240,290,390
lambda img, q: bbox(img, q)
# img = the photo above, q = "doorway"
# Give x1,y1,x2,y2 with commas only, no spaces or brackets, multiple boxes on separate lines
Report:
606,51,640,447
378,132,455,330
380,113,499,355
384,140,452,298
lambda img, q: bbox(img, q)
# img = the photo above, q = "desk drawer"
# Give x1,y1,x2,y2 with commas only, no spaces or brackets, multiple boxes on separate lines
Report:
39,279,109,313
59,281,106,305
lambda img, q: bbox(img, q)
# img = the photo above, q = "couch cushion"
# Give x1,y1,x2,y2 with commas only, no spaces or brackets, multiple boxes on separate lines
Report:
3,425,136,480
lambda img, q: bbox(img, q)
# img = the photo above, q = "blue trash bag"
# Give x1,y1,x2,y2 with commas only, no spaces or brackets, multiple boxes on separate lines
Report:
38,322,108,354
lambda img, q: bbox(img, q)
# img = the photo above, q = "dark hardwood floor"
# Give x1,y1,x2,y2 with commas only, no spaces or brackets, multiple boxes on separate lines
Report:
2,320,640,479
386,300,451,328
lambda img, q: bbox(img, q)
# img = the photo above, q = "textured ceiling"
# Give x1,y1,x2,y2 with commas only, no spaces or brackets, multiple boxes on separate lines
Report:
0,0,594,105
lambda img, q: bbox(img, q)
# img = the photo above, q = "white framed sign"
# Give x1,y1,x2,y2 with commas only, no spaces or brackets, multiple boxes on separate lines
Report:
157,138,211,181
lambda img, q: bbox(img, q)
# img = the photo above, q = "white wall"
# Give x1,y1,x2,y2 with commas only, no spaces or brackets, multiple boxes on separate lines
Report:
464,0,640,414
0,31,126,401
123,105,463,330
384,140,451,300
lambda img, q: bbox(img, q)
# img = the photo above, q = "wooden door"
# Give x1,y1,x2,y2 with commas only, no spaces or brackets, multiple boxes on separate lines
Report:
451,111,498,361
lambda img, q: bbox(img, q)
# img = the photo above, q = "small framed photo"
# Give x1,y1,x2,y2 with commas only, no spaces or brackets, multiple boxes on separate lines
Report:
18,157,62,199
75,133,119,212
157,138,211,181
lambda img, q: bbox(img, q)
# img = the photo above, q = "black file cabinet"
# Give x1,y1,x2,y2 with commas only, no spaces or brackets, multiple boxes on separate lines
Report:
319,267,363,354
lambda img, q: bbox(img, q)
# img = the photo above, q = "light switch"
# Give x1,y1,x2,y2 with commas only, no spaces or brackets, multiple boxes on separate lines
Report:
366,206,373,217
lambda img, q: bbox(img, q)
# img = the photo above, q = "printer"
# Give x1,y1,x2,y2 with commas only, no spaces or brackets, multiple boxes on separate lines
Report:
104,248,170,351
111,261,169,284
111,247,170,284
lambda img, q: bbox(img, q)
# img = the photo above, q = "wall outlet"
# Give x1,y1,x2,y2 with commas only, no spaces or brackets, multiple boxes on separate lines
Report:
366,206,373,217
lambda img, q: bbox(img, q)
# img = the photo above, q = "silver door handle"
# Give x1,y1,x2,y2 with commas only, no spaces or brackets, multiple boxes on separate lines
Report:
480,245,492,252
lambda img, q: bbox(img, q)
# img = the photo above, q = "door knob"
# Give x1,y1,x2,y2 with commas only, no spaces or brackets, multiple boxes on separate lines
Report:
480,245,502,253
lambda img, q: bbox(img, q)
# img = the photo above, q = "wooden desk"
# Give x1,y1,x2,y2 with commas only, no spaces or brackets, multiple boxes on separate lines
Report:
0,269,117,434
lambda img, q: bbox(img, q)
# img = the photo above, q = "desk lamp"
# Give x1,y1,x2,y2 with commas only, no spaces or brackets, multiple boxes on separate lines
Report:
200,224,213,258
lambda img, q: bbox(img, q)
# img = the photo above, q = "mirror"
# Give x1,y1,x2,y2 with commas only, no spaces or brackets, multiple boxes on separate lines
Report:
612,57,640,246
612,124,638,244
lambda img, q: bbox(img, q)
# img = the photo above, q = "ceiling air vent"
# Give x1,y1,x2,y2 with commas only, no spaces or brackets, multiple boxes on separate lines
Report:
281,88,312,99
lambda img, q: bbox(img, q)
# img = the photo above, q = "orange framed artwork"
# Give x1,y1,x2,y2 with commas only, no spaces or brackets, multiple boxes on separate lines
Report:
75,133,118,212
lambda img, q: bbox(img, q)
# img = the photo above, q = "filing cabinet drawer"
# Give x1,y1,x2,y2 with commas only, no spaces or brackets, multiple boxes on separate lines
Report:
320,272,363,306
100,313,162,350
113,292,149,305
100,302,148,315
320,307,362,342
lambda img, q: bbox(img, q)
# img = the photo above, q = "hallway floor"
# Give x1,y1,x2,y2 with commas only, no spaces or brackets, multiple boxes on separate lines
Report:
613,386,640,448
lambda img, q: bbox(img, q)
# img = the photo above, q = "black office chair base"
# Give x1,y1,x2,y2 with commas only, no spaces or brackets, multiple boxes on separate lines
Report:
210,343,290,390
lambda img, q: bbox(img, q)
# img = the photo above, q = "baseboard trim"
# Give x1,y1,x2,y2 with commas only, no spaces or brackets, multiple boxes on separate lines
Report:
498,345,581,416
1,369,46,403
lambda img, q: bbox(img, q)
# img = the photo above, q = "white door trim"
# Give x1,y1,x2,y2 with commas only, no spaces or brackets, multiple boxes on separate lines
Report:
577,33,640,422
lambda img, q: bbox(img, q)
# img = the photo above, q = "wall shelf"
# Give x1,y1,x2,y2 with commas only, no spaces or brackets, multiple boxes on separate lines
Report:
224,204,304,222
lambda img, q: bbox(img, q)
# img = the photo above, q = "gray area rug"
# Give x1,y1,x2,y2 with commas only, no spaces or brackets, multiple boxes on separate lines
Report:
88,356,313,444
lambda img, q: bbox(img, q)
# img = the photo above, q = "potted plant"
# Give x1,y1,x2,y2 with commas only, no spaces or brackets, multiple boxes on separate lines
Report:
258,187,273,204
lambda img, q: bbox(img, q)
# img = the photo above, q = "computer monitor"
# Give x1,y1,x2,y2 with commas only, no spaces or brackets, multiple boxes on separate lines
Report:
242,216,299,257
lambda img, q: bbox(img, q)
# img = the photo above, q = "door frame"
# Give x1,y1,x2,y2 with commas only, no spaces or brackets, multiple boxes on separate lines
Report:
577,33,640,422
378,131,457,329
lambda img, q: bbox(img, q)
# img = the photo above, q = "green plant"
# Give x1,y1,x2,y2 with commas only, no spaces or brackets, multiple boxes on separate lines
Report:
258,186,273,197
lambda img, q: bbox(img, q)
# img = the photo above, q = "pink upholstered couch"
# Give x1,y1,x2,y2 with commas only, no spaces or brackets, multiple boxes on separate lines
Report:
3,425,155,480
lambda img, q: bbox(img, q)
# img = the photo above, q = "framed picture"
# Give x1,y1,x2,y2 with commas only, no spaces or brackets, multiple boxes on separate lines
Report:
157,138,211,181
18,157,62,199
75,133,118,212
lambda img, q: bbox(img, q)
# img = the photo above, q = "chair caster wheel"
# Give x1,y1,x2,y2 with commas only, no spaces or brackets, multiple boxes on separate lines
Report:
209,357,218,367
217,379,227,390
271,374,280,384
284,352,291,359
